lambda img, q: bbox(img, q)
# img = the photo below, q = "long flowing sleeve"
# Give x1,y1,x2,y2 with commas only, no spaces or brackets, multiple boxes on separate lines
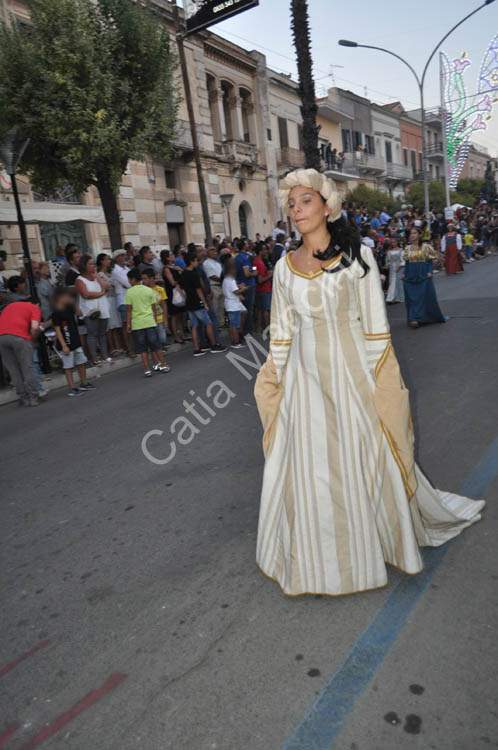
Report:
254,260,295,457
354,244,417,500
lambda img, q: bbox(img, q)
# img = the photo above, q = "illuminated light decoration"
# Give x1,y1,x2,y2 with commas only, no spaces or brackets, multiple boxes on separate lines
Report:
441,35,498,190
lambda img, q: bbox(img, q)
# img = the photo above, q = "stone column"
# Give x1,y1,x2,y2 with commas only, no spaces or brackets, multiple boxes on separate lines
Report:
229,94,244,142
243,101,257,145
209,87,227,141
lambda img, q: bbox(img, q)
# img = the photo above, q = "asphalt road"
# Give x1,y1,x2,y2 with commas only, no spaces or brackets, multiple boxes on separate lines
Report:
1,258,497,750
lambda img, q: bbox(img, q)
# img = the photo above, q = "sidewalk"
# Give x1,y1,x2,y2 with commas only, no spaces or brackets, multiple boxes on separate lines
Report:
0,333,232,406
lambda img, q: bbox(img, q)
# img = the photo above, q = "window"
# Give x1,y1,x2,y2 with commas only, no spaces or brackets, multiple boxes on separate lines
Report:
165,169,176,189
365,135,374,155
278,117,288,148
418,152,423,171
410,150,417,174
403,147,408,166
267,128,272,141
385,141,392,163
297,124,304,152
342,129,352,152
353,130,362,150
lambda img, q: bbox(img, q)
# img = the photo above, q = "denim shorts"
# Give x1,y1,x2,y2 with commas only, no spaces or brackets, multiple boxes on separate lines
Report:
188,308,211,328
118,304,127,323
227,310,241,328
132,326,160,354
256,291,272,311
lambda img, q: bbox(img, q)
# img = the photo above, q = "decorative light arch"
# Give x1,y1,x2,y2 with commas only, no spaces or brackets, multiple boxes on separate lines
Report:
441,33,498,189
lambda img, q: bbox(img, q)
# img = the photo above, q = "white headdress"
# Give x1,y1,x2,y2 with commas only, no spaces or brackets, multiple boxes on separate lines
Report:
278,168,342,223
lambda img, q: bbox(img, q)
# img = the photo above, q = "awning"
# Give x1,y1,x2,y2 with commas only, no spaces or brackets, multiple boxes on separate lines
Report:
0,201,106,224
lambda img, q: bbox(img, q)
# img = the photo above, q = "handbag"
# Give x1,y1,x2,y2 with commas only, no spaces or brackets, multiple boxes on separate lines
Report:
172,286,186,307
88,309,101,320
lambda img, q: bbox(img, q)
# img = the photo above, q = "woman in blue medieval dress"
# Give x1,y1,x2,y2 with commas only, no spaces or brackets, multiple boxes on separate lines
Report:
402,228,447,329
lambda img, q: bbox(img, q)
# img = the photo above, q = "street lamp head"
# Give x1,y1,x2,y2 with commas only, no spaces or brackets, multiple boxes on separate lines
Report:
0,129,30,175
485,0,495,5
338,39,358,47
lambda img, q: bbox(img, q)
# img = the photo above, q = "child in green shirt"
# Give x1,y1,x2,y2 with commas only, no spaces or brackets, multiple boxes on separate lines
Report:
125,269,170,377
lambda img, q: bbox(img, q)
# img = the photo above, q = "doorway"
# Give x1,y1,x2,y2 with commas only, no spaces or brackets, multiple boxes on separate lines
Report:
39,221,88,260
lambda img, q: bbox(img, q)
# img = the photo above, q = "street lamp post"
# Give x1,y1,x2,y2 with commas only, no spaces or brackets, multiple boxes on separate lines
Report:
220,194,234,238
1,128,50,373
338,0,495,221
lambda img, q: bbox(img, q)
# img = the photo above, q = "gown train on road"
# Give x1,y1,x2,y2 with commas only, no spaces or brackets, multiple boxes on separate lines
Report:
254,244,484,596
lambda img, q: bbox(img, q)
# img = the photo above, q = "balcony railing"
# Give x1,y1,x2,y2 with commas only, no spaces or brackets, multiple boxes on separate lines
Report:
276,146,305,169
426,143,444,157
215,139,258,164
342,151,385,174
384,163,413,181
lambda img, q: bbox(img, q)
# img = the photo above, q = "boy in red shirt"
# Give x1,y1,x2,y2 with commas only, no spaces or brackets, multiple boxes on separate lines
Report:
0,301,41,406
254,243,273,333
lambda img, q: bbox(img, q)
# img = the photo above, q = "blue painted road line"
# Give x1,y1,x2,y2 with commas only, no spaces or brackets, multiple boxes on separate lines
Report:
281,439,498,750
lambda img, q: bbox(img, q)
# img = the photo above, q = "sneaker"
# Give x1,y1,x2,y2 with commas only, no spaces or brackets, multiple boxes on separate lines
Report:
210,344,227,353
105,357,114,364
92,360,104,367
193,349,207,357
27,397,41,407
231,342,247,349
78,382,96,391
37,388,49,398
153,363,171,373
67,388,83,397
200,344,211,352
144,370,153,377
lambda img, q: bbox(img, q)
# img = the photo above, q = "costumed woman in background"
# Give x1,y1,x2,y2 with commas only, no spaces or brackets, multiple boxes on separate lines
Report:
402,228,447,329
385,238,404,304
442,222,464,275
254,169,484,597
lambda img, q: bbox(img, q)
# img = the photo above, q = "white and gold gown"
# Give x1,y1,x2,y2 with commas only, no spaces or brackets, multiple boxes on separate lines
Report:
254,244,484,596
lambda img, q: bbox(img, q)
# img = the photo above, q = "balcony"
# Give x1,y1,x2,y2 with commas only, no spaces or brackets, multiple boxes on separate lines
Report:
342,151,385,174
426,142,444,160
384,163,413,181
276,146,305,170
215,139,258,165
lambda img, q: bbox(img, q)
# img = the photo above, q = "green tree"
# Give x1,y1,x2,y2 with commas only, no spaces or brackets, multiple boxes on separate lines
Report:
405,181,447,212
345,184,401,216
483,161,496,203
290,0,320,170
0,0,178,249
455,177,484,203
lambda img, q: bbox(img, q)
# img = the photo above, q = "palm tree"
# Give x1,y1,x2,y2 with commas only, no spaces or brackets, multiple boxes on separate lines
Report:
290,0,320,170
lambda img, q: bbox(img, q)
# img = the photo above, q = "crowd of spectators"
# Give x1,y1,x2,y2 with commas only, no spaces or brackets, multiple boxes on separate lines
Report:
0,195,495,406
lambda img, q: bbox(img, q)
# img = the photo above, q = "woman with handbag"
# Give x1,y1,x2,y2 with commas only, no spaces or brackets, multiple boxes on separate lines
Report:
76,254,111,366
163,250,188,344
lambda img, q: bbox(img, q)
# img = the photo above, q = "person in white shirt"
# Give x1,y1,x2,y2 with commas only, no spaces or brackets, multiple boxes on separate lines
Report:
110,249,133,355
272,220,287,242
222,259,248,348
203,247,224,325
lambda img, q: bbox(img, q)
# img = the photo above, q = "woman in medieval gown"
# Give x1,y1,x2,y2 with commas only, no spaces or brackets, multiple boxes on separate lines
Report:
402,228,447,329
385,238,404,304
253,169,484,597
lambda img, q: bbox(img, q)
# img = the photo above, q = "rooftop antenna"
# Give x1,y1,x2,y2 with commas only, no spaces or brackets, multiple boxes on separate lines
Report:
329,64,344,86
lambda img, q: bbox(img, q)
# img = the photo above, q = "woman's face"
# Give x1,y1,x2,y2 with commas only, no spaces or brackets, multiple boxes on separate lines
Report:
86,259,96,275
102,255,110,270
288,186,328,235
409,228,420,244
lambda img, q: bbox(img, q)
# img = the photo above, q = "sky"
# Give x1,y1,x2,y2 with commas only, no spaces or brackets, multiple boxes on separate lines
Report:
178,0,498,156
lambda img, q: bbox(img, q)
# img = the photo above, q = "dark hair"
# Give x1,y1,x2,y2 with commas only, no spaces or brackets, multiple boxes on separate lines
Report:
52,287,71,303
236,238,246,252
186,249,197,265
127,268,141,282
0,250,6,262
96,253,109,271
78,253,93,274
67,247,80,264
220,256,234,284
299,205,369,276
276,233,286,244
124,241,134,252
160,249,170,264
139,245,151,259
64,243,77,259
141,268,155,279
7,275,23,292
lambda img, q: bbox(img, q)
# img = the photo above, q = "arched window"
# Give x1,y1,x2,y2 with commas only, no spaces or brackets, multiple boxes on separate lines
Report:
239,87,253,144
238,201,252,237
221,81,234,140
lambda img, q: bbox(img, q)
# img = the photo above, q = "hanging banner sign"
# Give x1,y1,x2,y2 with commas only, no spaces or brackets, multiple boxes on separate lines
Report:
183,0,259,35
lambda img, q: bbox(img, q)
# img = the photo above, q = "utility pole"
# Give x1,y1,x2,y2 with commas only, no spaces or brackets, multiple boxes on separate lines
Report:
173,5,212,245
